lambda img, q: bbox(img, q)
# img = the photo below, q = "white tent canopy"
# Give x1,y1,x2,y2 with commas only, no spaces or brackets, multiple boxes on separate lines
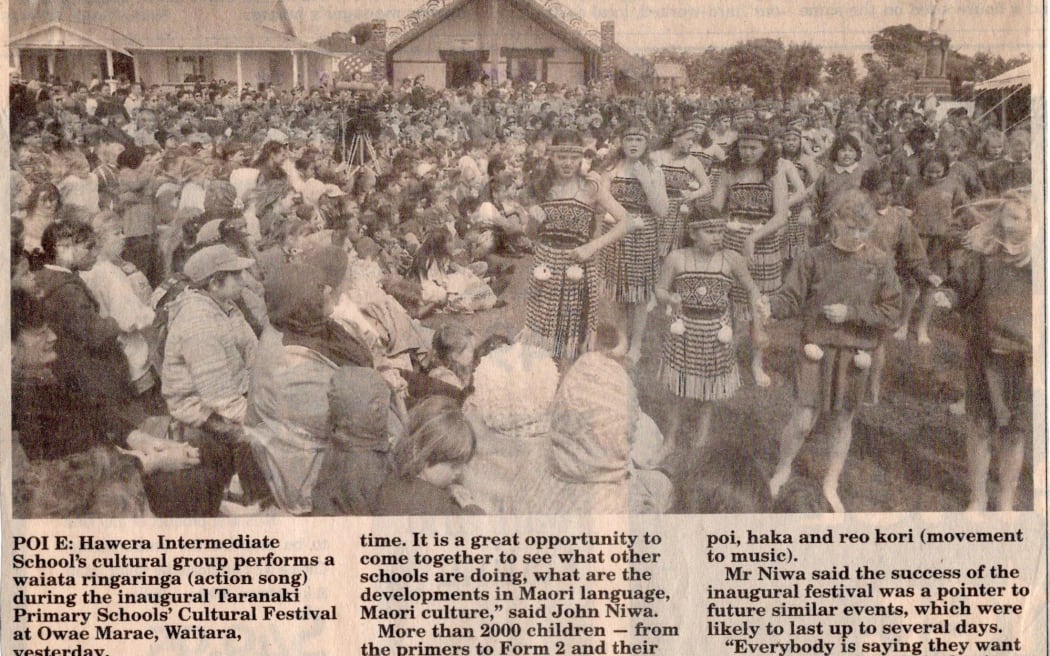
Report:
974,63,1030,91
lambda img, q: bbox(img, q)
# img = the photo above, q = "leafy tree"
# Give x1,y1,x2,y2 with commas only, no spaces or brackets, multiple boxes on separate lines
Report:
782,43,824,97
870,24,928,75
349,21,373,46
719,39,786,100
825,54,856,85
315,22,373,52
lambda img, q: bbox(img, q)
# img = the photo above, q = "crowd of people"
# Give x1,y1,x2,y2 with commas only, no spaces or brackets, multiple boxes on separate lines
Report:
9,71,1033,517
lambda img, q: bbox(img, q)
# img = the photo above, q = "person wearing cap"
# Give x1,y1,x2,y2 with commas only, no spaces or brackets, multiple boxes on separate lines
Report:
161,244,267,514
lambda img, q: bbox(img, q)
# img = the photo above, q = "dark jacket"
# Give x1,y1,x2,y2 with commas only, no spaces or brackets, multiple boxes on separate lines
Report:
35,267,135,419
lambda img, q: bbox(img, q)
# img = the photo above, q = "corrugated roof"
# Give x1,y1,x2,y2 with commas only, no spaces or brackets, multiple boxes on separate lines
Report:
974,63,1031,91
10,0,320,51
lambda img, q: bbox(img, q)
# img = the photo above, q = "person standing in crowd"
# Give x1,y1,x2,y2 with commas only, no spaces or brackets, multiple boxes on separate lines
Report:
778,125,822,271
765,190,902,513
934,190,1031,512
656,204,765,453
161,244,268,515
600,119,668,363
520,130,638,363
712,122,787,387
902,149,968,345
652,121,710,257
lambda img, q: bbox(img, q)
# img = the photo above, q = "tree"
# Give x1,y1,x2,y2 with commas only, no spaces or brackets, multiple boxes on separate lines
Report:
719,39,786,100
825,54,856,85
349,21,373,46
315,21,373,52
822,54,856,97
869,24,928,75
782,43,824,98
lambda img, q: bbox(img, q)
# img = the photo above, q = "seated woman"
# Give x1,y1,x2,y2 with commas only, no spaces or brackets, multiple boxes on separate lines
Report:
12,288,199,518
506,352,674,515
455,343,562,513
246,261,372,515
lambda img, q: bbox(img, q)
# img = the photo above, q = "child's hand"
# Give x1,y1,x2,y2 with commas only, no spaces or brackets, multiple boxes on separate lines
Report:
822,304,848,323
932,291,952,309
528,205,546,225
627,215,647,233
927,274,943,288
572,243,598,263
666,293,683,313
742,236,755,261
755,295,772,320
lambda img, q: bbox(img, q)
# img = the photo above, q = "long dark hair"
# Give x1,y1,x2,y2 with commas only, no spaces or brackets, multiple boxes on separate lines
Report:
724,133,778,180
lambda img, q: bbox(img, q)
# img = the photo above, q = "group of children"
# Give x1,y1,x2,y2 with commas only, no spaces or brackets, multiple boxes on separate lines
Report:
8,70,1034,516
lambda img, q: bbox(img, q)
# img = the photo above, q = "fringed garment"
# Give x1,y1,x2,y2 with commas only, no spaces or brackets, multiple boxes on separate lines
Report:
659,163,692,256
659,257,741,400
602,176,658,303
520,197,600,362
723,180,781,320
784,158,812,260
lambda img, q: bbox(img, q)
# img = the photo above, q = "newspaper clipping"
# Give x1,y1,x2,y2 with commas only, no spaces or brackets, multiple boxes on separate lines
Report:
1,0,1044,654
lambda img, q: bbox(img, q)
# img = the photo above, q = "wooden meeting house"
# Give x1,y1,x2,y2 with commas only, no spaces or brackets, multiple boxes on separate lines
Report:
380,0,650,90
8,0,649,92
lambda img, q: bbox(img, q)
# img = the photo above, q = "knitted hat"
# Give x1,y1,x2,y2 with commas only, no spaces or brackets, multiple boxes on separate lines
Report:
549,353,638,484
328,366,391,448
470,343,560,438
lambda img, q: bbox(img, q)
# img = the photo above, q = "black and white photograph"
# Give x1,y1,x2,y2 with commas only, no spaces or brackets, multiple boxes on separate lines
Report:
5,0,1039,520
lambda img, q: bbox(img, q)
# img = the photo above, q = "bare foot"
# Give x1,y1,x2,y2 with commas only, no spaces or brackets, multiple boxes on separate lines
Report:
966,497,987,512
769,469,790,498
948,399,965,416
625,347,642,366
893,326,908,341
752,362,771,388
916,331,932,345
822,484,845,513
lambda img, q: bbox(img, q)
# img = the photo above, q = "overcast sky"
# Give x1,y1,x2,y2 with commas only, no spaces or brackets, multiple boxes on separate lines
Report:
284,0,1037,59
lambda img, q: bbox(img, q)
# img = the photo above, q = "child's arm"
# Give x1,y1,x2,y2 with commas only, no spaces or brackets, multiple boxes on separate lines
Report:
802,156,822,199
841,262,903,331
726,250,768,346
782,160,807,208
768,250,810,320
897,214,940,286
576,172,639,262
635,161,669,219
684,157,712,202
745,169,789,257
654,251,683,310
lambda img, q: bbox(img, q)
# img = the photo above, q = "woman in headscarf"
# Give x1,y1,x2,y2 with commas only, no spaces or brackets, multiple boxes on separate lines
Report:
506,352,673,514
245,260,372,515
455,343,561,513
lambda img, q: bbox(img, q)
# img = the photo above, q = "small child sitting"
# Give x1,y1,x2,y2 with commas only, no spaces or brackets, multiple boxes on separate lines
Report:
374,396,483,515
